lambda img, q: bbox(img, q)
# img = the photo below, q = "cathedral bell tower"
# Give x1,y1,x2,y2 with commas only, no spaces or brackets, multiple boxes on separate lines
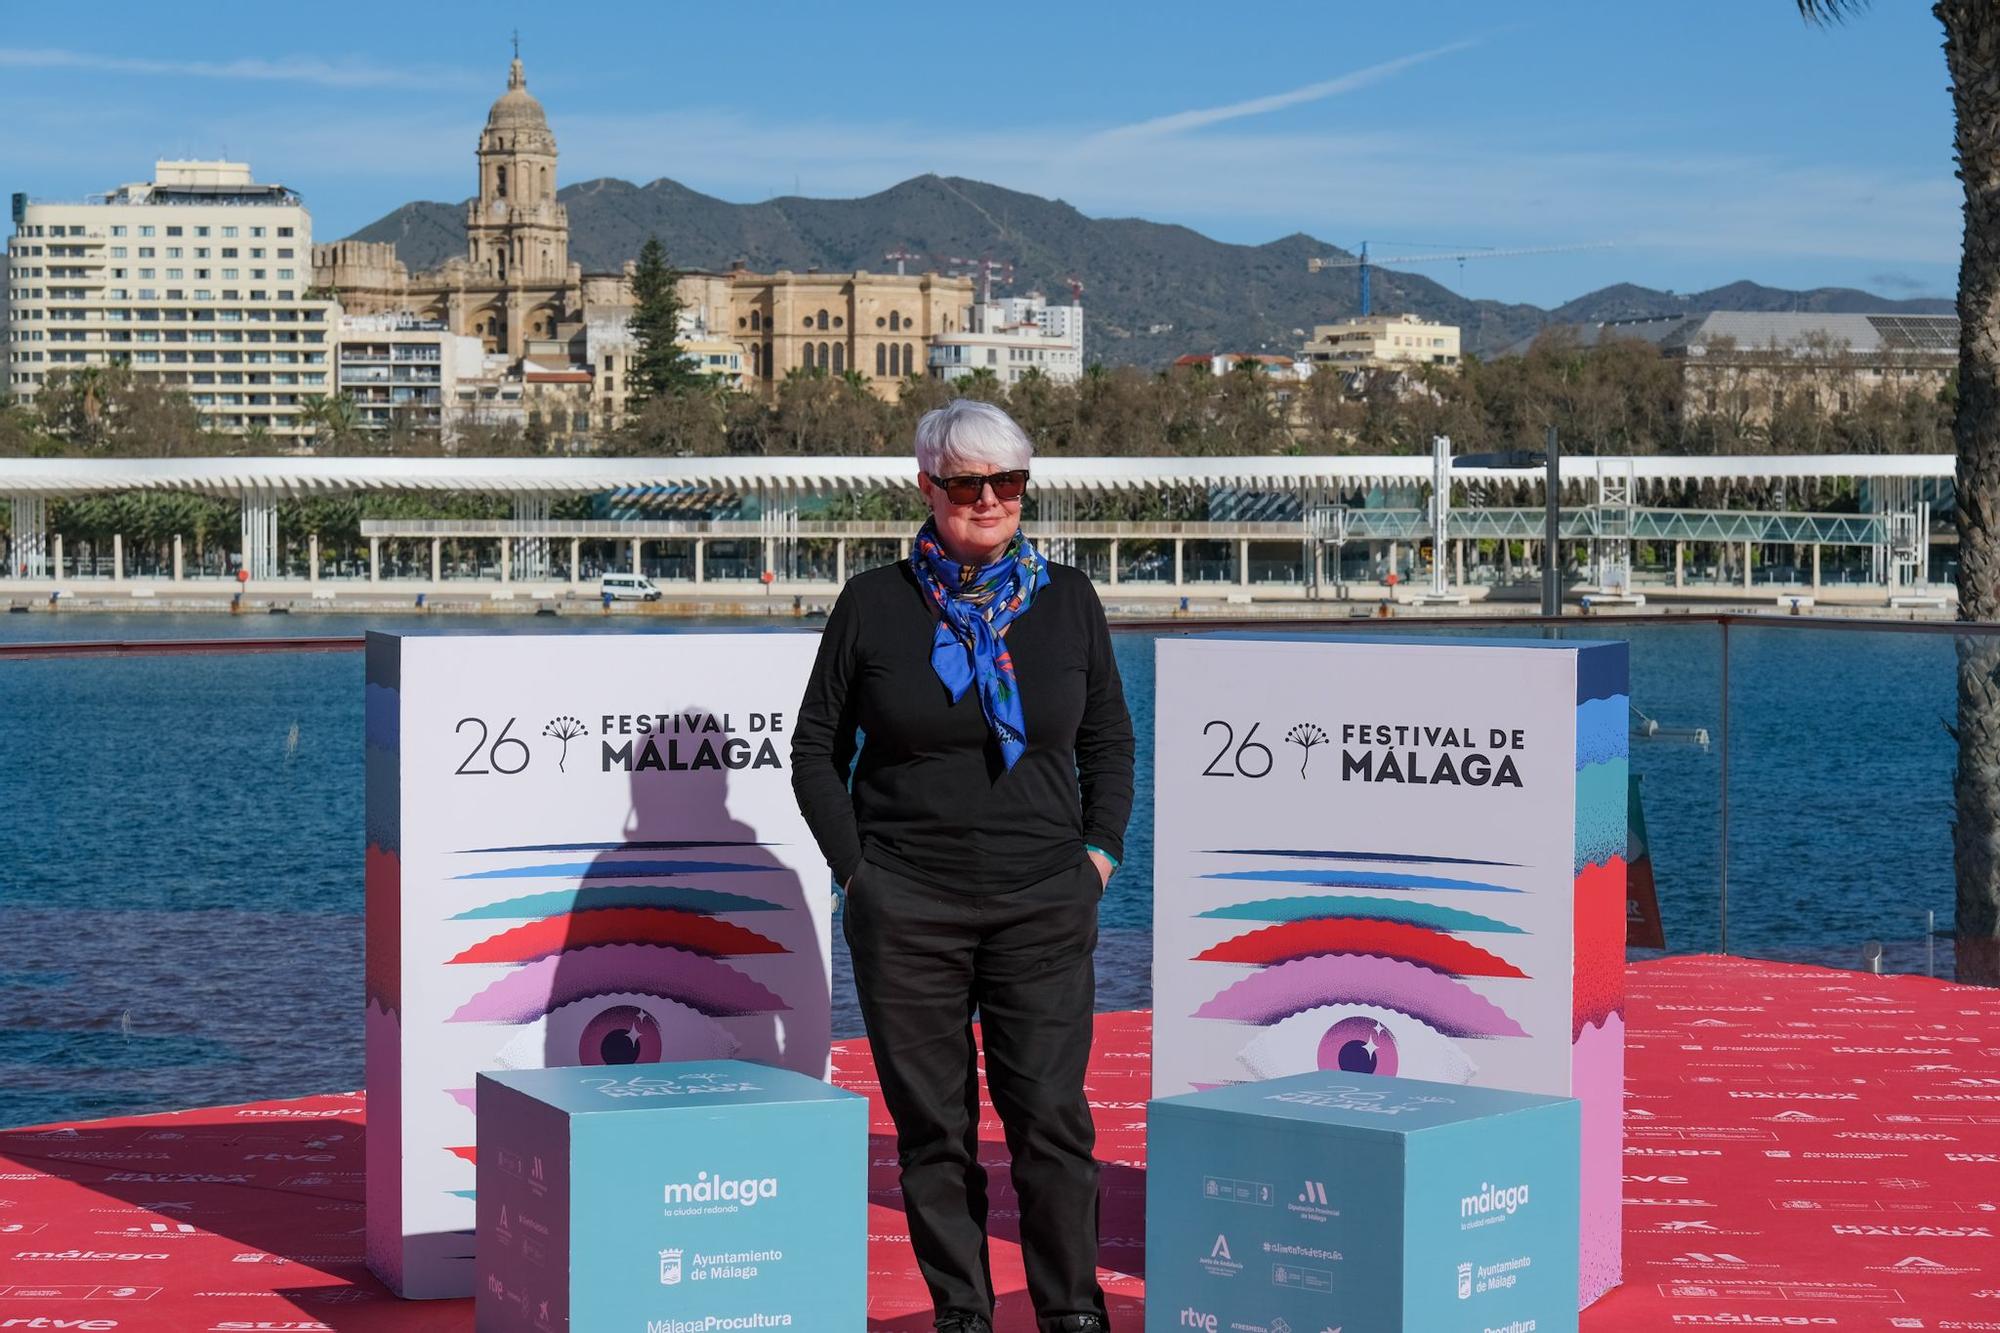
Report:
464,49,570,355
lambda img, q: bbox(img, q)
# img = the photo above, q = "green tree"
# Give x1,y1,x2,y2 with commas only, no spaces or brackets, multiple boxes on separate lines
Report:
1206,358,1290,455
115,375,210,458
35,366,113,449
954,367,1006,404
298,393,361,454
73,367,109,439
378,417,446,459
608,384,730,457
771,367,887,455
284,495,366,566
885,373,956,445
629,237,702,403
724,391,775,455
1007,367,1073,452
32,365,210,456
0,393,61,456
455,417,537,457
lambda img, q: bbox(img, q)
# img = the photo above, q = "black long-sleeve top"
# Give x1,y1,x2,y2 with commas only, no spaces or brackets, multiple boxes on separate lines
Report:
790,559,1135,895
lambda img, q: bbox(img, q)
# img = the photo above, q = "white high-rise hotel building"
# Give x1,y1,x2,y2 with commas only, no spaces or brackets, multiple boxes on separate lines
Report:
5,160,336,438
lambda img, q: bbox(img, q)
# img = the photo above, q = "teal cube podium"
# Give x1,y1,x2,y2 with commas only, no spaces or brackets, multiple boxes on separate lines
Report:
1146,1072,1580,1333
475,1060,867,1333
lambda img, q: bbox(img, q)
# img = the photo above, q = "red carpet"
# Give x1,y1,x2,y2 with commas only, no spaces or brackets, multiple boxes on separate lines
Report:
3,956,1998,1330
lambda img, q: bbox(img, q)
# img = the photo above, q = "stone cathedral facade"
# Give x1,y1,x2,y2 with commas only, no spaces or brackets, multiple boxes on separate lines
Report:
314,54,973,406
313,56,592,362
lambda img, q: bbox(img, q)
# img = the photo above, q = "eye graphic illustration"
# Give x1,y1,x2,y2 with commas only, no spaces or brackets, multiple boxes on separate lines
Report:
1196,953,1525,1038
453,858,767,882
1204,847,1517,868
584,1004,662,1063
447,909,786,963
438,839,803,1199
1190,846,1535,1092
1196,919,1527,978
1203,868,1521,894
449,944,784,1023
1236,1003,1480,1084
1197,895,1523,936
445,844,793,1058
457,839,778,854
488,993,742,1069
453,885,784,921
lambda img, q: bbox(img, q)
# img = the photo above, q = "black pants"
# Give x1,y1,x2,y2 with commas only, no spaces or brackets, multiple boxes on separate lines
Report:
843,851,1106,1331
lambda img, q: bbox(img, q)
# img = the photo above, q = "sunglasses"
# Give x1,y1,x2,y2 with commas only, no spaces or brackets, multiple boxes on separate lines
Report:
927,469,1030,505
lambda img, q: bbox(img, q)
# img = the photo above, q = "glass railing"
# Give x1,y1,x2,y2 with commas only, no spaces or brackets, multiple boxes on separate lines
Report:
0,610,1981,1128
1725,618,1959,976
1128,613,1971,977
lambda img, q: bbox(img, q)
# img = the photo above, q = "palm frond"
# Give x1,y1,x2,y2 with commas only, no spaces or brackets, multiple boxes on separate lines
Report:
1796,0,1868,23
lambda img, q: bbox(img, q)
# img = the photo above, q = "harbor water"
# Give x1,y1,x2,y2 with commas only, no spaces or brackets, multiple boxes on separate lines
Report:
0,612,1958,1126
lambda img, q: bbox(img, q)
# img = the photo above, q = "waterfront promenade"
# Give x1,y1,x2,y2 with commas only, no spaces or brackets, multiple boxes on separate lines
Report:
0,453,1960,617
0,580,1960,618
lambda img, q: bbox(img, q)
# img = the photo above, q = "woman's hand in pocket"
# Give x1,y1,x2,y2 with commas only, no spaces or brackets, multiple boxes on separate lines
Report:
1086,849,1113,889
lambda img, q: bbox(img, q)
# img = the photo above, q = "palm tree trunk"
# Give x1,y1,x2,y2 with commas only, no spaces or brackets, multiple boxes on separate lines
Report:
1943,0,2000,984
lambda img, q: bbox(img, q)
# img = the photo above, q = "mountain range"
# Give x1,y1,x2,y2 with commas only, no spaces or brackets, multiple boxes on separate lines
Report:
346,174,1953,365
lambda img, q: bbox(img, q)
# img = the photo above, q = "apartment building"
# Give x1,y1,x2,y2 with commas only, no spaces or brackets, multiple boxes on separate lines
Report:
334,313,485,435
928,291,1085,385
6,161,337,438
1302,311,1461,371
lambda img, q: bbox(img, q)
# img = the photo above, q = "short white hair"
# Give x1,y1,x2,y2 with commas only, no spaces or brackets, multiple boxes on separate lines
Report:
914,398,1033,476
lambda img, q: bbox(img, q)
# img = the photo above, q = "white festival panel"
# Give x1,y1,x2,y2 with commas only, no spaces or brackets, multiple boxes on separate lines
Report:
364,631,831,1299
1151,633,1628,1307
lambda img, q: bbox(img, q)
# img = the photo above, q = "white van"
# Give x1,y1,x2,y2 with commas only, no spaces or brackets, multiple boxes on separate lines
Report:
600,573,663,602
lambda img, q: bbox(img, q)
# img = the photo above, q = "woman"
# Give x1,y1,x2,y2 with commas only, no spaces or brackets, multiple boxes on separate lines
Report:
792,398,1134,1333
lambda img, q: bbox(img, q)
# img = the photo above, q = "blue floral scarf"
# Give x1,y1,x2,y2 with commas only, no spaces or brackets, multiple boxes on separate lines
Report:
910,519,1049,771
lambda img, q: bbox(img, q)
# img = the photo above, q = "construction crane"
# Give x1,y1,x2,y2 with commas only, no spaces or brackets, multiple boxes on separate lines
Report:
879,250,1068,305
942,255,1016,304
1308,240,1614,316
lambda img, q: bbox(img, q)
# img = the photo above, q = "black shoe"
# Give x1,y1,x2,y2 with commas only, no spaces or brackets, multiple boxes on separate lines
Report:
1048,1318,1108,1332
934,1315,992,1333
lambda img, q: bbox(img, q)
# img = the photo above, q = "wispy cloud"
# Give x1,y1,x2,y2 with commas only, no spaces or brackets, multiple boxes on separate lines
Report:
525,108,1958,265
0,46,479,90
0,41,1956,305
1868,270,1932,294
2,89,1955,285
1090,41,1478,142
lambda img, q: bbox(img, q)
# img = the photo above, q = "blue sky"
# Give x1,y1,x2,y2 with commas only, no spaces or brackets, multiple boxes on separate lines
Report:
0,1,1961,308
